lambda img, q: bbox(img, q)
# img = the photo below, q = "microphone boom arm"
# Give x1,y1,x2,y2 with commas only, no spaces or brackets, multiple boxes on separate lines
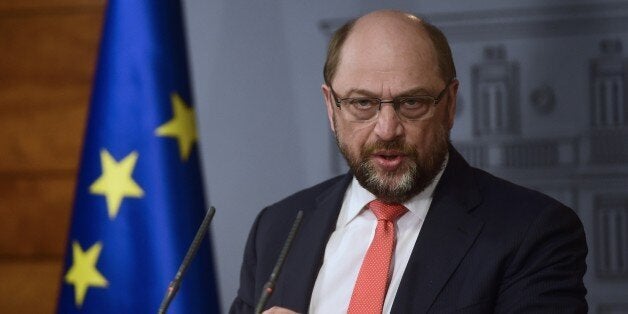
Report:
157,206,216,314
254,210,304,314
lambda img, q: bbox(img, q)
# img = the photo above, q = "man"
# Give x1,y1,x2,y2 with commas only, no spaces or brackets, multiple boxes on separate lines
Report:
231,10,587,314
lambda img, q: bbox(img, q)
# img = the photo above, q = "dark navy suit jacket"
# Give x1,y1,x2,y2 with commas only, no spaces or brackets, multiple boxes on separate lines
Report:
230,148,588,313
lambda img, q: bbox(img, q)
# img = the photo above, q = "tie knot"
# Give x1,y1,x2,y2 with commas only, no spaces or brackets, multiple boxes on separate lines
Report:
368,200,407,221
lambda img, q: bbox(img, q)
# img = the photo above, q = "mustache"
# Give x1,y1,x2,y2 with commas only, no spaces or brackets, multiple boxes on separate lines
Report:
362,139,415,155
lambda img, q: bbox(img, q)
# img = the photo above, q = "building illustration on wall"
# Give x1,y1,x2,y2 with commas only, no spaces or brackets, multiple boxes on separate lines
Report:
456,39,628,313
320,2,628,313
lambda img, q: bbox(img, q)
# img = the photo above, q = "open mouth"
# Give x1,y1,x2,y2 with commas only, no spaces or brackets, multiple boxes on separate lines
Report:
374,150,405,158
371,151,406,170
379,154,400,160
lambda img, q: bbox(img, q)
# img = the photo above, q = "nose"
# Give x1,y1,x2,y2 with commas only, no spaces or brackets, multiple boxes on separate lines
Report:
373,104,403,141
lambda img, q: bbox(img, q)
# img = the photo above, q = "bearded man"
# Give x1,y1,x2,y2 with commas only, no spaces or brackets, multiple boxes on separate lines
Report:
230,10,587,314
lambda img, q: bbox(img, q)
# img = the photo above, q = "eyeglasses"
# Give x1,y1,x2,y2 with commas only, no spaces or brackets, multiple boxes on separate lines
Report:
330,79,454,122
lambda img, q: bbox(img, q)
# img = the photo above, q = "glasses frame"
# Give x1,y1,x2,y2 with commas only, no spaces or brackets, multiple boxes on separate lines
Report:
329,79,455,121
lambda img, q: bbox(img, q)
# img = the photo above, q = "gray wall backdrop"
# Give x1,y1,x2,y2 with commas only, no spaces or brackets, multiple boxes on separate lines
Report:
182,1,628,313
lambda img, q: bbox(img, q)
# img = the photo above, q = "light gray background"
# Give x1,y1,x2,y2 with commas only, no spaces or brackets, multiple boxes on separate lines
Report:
182,1,628,313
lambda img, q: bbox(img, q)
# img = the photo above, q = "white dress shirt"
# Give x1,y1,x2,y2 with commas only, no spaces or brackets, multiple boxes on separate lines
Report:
309,157,447,314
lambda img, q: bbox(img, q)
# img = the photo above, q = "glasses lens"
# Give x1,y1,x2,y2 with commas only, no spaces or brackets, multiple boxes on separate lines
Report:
398,96,434,120
343,98,379,121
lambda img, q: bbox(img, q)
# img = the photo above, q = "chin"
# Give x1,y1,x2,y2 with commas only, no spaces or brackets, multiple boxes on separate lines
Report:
359,160,419,203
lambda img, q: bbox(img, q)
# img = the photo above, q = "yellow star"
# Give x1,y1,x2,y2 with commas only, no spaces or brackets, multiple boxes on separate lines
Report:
64,241,108,308
155,93,198,161
89,149,144,219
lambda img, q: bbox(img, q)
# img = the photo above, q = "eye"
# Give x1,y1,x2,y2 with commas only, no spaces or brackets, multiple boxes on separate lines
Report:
400,96,432,108
348,98,378,108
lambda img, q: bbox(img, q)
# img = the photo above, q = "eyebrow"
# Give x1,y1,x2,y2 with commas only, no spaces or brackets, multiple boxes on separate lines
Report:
342,86,433,98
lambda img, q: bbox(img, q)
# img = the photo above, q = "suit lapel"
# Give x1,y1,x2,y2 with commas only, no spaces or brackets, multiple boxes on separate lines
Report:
391,149,484,313
275,174,352,312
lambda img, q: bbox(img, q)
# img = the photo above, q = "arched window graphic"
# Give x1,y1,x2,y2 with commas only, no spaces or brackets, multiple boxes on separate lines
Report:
592,76,625,127
612,77,624,125
481,84,491,133
495,82,507,131
477,82,509,134
597,79,607,126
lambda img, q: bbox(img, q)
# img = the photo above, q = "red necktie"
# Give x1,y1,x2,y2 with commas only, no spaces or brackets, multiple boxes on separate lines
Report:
348,200,408,314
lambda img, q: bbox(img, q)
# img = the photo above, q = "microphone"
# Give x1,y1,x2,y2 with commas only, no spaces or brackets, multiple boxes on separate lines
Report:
254,210,304,314
158,206,216,314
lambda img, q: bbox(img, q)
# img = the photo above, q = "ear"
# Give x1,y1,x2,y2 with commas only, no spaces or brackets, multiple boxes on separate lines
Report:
445,79,459,130
322,84,336,133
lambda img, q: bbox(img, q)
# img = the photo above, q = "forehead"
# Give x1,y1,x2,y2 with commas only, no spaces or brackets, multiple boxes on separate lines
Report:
333,18,441,92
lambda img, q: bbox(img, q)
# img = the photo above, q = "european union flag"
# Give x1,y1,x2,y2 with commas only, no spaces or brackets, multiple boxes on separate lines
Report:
57,1,220,313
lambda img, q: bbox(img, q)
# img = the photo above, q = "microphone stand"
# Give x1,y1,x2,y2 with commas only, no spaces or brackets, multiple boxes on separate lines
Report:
157,206,216,314
254,210,304,314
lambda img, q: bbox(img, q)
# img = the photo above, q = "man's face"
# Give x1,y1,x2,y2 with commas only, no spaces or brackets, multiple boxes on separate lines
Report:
322,21,457,203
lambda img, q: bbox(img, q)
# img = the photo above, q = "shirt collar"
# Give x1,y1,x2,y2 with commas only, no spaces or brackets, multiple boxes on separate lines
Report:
339,153,449,227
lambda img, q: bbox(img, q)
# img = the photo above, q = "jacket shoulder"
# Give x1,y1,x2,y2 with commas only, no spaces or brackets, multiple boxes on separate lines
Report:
475,167,561,204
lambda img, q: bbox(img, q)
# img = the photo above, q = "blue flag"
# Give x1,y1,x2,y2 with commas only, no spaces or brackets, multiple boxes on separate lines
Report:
57,1,221,313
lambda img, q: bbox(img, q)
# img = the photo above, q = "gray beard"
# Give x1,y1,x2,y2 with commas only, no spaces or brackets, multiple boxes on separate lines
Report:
336,126,449,203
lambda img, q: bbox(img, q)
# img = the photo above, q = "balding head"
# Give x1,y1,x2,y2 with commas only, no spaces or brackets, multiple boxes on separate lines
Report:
323,10,455,86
